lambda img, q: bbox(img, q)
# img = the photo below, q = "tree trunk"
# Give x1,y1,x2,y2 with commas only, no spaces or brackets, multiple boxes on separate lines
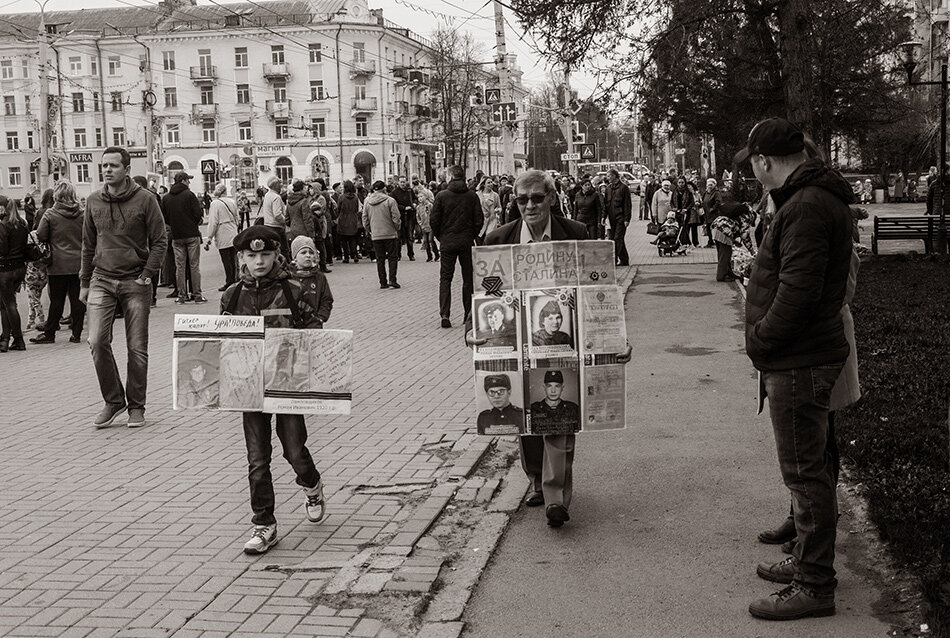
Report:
776,0,815,135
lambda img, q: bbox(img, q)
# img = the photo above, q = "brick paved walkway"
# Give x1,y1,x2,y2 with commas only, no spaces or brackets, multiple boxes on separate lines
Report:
0,243,498,637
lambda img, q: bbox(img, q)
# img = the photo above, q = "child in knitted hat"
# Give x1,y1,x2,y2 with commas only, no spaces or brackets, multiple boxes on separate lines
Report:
289,234,334,331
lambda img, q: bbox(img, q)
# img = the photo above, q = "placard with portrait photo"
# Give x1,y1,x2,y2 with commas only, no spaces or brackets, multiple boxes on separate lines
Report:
525,289,577,358
473,364,525,435
525,358,581,435
173,339,222,410
472,293,522,359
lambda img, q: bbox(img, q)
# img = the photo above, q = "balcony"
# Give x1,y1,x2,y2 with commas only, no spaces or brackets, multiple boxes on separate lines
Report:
191,103,218,120
392,66,409,81
262,63,290,80
393,100,409,117
350,97,377,115
348,59,376,78
265,99,292,119
411,104,431,118
408,69,429,85
189,65,217,84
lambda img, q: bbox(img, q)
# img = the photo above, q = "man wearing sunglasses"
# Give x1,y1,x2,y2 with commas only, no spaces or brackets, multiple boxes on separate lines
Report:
467,169,631,529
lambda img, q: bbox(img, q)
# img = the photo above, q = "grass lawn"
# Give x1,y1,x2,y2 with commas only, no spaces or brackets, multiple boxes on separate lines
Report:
837,254,950,635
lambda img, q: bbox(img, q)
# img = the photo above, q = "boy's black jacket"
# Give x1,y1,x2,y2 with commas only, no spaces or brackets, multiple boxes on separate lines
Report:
220,258,333,328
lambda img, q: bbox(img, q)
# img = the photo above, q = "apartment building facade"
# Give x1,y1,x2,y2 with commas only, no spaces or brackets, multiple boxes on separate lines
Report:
0,0,528,199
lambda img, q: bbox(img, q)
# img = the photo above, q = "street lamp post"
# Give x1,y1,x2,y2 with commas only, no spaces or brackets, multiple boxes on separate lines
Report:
901,40,948,254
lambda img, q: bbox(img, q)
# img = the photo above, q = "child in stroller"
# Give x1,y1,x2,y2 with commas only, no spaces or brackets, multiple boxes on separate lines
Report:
657,212,688,256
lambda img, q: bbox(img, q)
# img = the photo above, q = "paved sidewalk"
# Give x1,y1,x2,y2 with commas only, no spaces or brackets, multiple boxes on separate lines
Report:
0,247,485,637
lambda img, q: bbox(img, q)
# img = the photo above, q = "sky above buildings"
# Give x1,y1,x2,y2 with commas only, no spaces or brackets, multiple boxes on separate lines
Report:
0,0,601,97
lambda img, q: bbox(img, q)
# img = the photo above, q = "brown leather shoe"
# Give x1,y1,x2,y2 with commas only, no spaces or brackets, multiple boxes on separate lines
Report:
781,538,797,555
749,584,835,620
545,504,570,527
756,556,797,584
758,516,796,544
524,491,544,507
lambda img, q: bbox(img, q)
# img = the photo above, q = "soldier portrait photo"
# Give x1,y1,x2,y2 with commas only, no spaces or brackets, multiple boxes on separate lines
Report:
175,340,220,410
474,371,525,435
528,294,575,350
527,367,581,435
474,298,518,351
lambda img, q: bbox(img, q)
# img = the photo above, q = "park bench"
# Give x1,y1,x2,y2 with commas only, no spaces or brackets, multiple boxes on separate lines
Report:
871,216,935,254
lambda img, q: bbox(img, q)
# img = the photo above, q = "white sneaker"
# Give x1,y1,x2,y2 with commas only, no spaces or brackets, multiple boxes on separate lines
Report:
243,524,278,554
304,480,326,523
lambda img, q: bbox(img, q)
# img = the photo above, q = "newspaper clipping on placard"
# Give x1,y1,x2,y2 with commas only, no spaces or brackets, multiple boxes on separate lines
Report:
470,241,628,435
172,314,265,411
262,329,354,415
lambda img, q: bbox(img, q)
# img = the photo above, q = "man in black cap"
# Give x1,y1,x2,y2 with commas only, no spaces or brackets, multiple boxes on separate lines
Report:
736,117,855,621
162,170,207,304
476,374,523,433
475,301,516,348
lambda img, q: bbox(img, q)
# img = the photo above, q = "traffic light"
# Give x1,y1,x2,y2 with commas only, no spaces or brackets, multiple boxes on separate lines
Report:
470,83,485,107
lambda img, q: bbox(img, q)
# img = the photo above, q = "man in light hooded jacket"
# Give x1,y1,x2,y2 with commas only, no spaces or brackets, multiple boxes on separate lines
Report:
361,180,402,289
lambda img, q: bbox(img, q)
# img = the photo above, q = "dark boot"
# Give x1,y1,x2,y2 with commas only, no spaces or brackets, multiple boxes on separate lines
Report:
0,338,8,353
758,516,796,544
9,338,26,351
748,584,835,621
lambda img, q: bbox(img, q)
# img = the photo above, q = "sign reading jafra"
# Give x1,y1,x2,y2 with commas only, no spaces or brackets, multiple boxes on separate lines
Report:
201,159,217,175
69,152,93,163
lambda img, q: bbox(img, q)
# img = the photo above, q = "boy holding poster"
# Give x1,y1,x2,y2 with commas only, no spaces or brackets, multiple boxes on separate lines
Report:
220,226,332,555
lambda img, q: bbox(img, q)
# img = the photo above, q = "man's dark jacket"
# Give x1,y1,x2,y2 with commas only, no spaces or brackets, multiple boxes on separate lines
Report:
390,186,416,215
574,190,603,225
603,181,632,224
485,214,588,246
162,183,203,240
745,158,854,372
430,179,483,251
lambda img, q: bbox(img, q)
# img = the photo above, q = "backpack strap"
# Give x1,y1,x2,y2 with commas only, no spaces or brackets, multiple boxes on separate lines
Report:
279,278,304,329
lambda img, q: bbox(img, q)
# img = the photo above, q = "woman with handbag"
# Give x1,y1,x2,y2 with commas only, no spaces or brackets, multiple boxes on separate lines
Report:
0,195,29,352
30,182,85,344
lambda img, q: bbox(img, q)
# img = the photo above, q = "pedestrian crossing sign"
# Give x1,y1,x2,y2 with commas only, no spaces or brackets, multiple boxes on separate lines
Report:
485,88,501,105
579,144,596,160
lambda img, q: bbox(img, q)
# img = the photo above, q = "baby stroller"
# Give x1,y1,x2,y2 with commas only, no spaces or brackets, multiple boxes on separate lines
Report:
657,215,688,256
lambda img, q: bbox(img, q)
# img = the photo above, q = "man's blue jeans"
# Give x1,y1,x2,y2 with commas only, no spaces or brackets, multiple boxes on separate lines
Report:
243,412,321,526
86,277,152,410
763,363,844,593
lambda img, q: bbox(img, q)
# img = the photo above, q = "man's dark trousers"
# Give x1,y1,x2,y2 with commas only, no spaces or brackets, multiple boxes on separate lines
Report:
439,248,473,320
763,363,844,593
373,238,399,285
242,412,320,526
399,212,416,259
608,221,629,265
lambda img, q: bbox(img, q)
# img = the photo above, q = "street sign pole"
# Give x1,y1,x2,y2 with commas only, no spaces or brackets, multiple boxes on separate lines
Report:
493,0,515,175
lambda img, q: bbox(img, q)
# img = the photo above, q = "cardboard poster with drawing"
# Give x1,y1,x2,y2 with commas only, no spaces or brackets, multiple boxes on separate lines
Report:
172,315,265,411
262,329,353,415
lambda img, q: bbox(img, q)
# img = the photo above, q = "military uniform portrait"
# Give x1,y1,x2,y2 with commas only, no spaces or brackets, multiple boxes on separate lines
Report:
527,368,581,435
474,372,525,435
175,340,221,410
527,292,576,355
474,297,518,352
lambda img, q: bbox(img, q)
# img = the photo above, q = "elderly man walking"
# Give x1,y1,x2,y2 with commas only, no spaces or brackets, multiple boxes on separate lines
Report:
80,147,167,429
738,118,855,621
603,169,631,266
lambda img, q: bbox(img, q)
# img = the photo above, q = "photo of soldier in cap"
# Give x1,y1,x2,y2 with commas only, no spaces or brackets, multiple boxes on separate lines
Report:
475,372,524,435
474,297,517,351
527,367,580,436
175,340,221,409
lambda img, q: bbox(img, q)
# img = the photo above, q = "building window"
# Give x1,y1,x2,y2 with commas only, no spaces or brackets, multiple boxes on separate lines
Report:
95,128,102,146
3,96,15,116
90,57,97,75
275,118,288,140
225,14,240,27
97,164,103,182
108,56,120,75
309,43,322,63
50,131,57,148
93,92,100,112
113,127,125,146
355,117,367,137
111,92,123,111
21,60,29,78
310,80,324,101
74,128,87,147
200,86,214,105
26,130,33,149
275,156,293,183
198,49,212,75
76,164,90,183
273,81,286,103
163,51,175,71
8,167,21,187
353,42,365,63
234,47,248,68
6,131,18,150
202,120,215,143
69,56,82,74
24,96,30,113
238,121,252,141
311,117,325,138
354,78,366,100
72,93,84,112
166,123,180,145
271,45,284,65
0,60,13,79
236,84,250,104
164,87,177,108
